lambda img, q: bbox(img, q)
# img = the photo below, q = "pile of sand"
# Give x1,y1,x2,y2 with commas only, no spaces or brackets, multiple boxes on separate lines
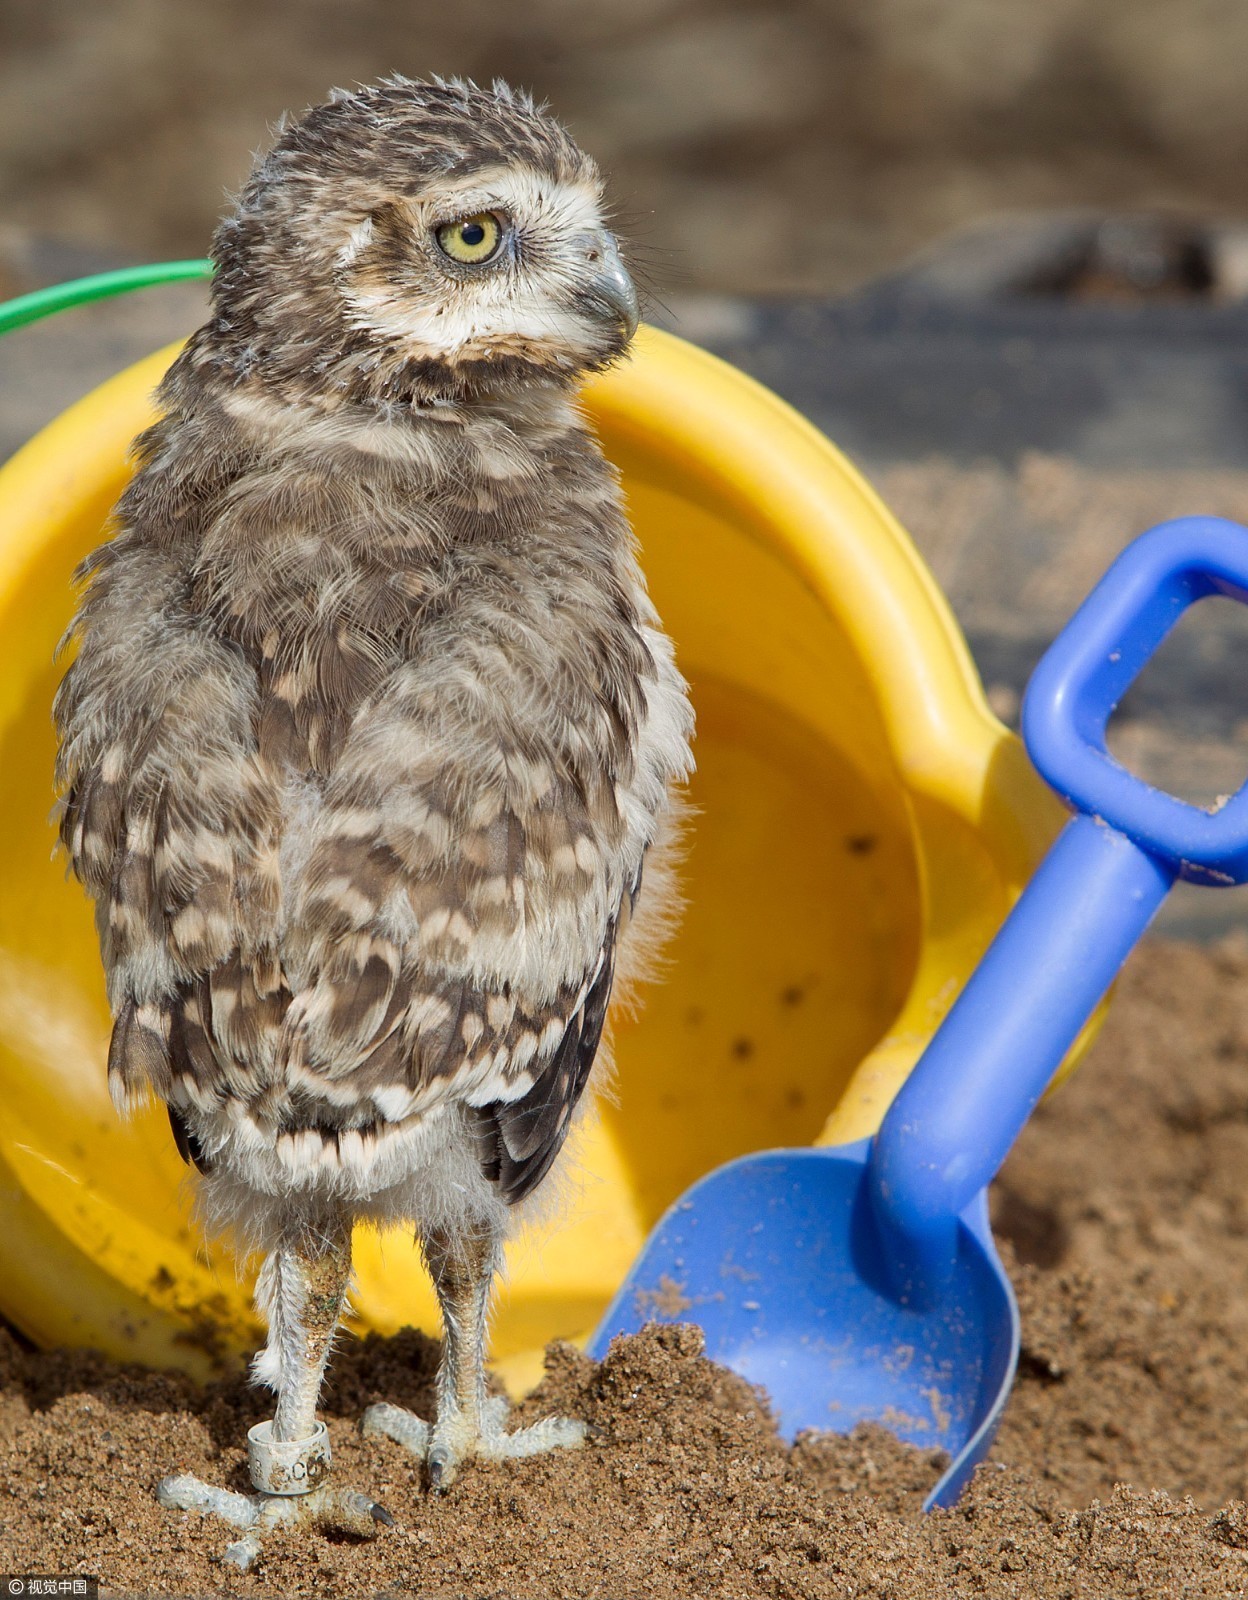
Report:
4,938,1248,1597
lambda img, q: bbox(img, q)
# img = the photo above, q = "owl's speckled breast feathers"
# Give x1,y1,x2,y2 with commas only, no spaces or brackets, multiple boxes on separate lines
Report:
54,77,693,1228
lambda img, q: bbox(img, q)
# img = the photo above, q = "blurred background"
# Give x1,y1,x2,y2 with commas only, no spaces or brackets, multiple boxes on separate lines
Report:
3,0,1248,294
4,0,1248,934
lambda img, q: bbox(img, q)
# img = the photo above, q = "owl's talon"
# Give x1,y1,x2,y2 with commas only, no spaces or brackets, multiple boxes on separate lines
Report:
361,1400,431,1454
157,1472,258,1529
362,1396,588,1489
155,1471,393,1571
222,1533,264,1572
427,1446,456,1493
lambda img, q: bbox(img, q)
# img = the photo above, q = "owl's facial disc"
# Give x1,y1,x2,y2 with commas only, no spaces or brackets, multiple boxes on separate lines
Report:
337,165,638,386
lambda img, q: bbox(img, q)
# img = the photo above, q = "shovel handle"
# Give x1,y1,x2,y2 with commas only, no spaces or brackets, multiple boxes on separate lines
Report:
870,517,1248,1295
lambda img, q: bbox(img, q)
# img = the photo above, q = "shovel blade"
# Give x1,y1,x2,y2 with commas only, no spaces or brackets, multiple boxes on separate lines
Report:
587,1145,1019,1508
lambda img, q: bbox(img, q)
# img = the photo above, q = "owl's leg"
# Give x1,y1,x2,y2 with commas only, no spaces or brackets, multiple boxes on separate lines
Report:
157,1219,393,1571
264,1220,353,1454
362,1221,587,1490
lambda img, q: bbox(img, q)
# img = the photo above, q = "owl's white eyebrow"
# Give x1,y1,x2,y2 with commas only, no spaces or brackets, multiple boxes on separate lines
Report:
425,166,604,236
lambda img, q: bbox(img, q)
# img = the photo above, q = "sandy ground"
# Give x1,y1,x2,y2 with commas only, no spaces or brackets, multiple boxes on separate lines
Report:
4,938,1248,1596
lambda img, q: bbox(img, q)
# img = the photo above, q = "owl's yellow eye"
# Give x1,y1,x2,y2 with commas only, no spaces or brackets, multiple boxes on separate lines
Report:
435,212,505,265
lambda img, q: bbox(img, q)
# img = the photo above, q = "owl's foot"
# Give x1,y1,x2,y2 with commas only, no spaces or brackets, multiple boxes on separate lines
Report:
362,1393,588,1491
156,1472,394,1573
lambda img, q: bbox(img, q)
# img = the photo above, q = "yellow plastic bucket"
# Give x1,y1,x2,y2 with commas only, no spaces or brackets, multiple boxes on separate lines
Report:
0,326,1072,1392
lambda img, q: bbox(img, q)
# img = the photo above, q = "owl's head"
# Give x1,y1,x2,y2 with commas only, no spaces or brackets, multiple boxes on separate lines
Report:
205,77,638,405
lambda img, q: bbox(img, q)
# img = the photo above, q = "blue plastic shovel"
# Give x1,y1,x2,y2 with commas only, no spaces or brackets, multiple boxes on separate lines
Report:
589,515,1248,1508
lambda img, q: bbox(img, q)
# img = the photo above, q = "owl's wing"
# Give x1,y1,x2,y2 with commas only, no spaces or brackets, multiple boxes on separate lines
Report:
470,881,632,1204
55,538,288,1117
273,664,645,1201
67,664,630,1206
60,530,663,1207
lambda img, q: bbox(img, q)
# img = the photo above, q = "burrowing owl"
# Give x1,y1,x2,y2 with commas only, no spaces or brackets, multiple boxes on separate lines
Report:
54,75,693,1568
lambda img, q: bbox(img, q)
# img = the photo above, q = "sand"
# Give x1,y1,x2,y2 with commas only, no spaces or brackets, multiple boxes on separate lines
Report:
3,936,1248,1597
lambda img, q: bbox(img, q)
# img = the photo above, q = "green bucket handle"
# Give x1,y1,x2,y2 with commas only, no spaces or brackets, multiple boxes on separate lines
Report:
0,260,212,338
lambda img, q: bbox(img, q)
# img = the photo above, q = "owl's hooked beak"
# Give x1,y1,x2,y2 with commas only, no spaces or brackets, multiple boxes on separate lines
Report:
576,231,639,341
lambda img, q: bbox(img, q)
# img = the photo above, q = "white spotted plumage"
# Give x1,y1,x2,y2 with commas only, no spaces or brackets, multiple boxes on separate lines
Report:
54,76,691,1549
